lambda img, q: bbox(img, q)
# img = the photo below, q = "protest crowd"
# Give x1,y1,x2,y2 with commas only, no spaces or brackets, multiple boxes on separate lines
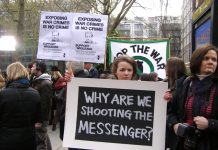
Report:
0,9,218,150
0,44,218,150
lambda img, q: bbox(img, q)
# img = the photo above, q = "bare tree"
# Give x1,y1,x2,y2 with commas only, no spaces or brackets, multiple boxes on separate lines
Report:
52,0,137,35
0,0,25,61
15,0,25,60
53,0,93,12
0,0,137,65
86,0,136,35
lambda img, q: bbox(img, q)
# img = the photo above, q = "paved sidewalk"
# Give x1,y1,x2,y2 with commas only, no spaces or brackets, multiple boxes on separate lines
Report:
48,125,68,150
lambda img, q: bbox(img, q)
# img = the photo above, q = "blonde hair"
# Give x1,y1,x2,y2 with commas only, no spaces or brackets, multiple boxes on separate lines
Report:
0,72,5,89
52,71,63,80
7,62,29,81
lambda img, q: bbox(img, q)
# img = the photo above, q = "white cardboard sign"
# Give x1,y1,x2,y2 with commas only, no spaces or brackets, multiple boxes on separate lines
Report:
37,11,108,63
63,78,167,150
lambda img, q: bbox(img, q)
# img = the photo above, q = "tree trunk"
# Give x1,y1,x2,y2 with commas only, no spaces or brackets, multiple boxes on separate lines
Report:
13,0,25,61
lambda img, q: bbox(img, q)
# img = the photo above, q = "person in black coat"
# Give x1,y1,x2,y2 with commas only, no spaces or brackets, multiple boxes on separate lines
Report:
84,62,99,78
163,57,187,149
167,44,218,150
50,66,63,131
31,60,53,150
0,62,41,150
55,61,89,150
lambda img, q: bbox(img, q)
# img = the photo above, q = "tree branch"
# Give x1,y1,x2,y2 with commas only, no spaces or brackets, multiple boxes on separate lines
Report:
133,2,151,10
1,1,18,22
86,0,102,14
108,0,121,15
108,0,136,34
53,0,66,12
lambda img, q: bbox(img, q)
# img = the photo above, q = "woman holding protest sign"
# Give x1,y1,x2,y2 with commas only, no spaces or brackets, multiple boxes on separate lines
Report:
111,55,137,80
61,55,136,150
167,44,218,150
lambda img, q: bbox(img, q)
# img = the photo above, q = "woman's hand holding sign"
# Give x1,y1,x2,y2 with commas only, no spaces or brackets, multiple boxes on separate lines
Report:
64,61,74,82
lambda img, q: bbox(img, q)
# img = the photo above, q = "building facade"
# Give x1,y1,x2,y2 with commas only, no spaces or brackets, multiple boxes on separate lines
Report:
117,16,182,57
149,16,182,57
116,17,148,39
181,0,193,63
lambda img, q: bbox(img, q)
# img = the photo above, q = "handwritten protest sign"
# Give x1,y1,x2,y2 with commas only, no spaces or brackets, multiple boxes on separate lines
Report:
63,78,167,150
37,11,108,63
108,39,169,79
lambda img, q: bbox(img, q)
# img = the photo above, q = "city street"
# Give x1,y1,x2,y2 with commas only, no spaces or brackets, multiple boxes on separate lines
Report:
48,124,67,150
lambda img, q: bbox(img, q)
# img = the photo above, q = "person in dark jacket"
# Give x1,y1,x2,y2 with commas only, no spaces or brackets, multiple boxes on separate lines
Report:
167,44,218,150
84,62,99,78
55,61,89,150
31,60,53,150
163,57,187,149
50,66,63,131
0,62,41,150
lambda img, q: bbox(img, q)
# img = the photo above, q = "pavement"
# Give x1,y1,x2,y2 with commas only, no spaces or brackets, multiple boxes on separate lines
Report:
48,124,68,150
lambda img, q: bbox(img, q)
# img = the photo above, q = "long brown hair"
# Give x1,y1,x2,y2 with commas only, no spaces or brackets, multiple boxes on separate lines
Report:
166,57,186,88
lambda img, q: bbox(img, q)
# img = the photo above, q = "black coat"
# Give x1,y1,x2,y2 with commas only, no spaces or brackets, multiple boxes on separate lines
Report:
165,76,187,149
31,74,52,121
88,68,99,78
0,80,41,150
167,76,218,150
58,70,89,150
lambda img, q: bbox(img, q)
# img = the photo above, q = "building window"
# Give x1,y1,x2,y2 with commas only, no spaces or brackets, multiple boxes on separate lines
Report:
134,31,143,36
120,30,130,37
119,24,130,30
134,23,143,30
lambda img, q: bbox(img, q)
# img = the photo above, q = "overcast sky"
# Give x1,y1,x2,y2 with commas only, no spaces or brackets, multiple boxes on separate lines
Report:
125,0,183,18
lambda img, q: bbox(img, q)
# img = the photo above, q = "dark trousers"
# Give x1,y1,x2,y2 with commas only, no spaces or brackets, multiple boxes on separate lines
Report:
36,121,52,150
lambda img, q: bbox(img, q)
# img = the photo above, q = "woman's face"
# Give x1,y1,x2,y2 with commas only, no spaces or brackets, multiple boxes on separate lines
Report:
199,50,217,75
115,61,134,80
